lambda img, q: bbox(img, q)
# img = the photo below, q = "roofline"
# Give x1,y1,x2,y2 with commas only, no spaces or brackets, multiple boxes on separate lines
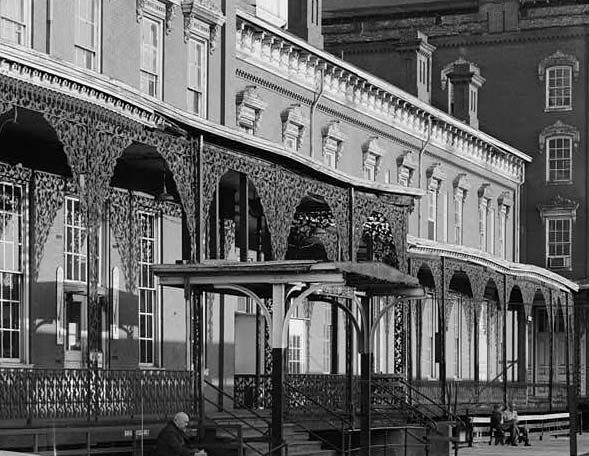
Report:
408,236,579,293
0,42,423,199
239,10,532,164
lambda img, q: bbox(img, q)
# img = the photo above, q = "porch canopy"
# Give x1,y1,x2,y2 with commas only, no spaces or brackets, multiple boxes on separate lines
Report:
153,260,424,455
153,259,423,298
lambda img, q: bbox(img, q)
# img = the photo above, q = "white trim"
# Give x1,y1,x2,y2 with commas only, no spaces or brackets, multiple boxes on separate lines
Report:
545,65,572,112
408,235,578,292
545,135,572,184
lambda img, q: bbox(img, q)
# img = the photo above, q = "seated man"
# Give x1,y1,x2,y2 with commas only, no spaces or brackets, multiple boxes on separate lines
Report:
503,402,531,447
489,404,505,445
154,412,207,456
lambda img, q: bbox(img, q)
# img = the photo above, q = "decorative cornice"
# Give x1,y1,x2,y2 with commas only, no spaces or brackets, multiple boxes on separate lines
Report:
537,194,580,222
281,104,307,151
498,191,513,208
397,150,417,171
182,0,226,53
478,183,492,201
426,163,445,184
236,10,530,184
322,120,346,164
441,57,486,90
453,173,470,198
538,120,580,154
236,85,268,133
407,235,578,293
538,50,580,82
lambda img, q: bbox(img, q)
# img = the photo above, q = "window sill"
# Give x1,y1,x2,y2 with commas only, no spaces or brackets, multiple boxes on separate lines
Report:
545,106,572,113
545,181,573,186
0,362,34,369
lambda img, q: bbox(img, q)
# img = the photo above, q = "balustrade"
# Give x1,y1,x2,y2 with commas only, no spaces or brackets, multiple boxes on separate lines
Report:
0,368,193,422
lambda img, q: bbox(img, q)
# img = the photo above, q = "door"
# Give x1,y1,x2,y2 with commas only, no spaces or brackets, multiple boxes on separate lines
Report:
64,294,85,368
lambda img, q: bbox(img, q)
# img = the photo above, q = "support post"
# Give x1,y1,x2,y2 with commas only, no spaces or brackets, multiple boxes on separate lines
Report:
502,275,508,406
346,298,354,424
239,174,249,262
360,351,372,456
360,295,372,456
439,258,447,410
271,284,286,455
567,294,578,456
517,308,527,383
331,302,339,374
194,290,205,440
548,291,554,411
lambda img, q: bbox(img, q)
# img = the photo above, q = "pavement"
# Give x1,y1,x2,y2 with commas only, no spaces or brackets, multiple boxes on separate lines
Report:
459,434,589,456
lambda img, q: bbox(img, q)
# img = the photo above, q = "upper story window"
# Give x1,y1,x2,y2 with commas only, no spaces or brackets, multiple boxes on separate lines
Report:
362,137,383,182
255,0,287,27
140,16,163,99
75,0,100,71
539,51,579,112
537,194,578,271
546,136,572,183
539,121,579,185
546,218,571,270
452,174,469,246
322,121,345,169
187,37,207,116
397,151,417,187
499,205,507,259
426,164,444,241
0,181,24,361
478,184,492,252
65,197,87,282
427,184,438,241
546,66,571,110
0,0,29,46
282,104,307,153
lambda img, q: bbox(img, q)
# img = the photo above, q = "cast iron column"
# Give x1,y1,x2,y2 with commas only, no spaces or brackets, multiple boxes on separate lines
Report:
271,284,286,455
360,295,372,456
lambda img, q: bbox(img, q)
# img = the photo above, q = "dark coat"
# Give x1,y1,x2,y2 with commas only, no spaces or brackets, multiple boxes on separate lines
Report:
154,421,193,456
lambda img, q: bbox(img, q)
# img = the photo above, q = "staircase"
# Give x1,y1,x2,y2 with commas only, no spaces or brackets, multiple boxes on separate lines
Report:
204,409,337,456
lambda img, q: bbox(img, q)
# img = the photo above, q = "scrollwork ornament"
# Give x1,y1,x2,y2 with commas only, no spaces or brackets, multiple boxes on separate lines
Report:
109,189,137,294
33,171,66,281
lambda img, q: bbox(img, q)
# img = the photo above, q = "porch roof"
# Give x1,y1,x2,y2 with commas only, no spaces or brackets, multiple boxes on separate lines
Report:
153,260,423,298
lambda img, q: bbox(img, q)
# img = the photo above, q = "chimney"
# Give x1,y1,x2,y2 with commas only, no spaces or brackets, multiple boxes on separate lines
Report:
446,59,485,128
396,31,436,103
479,0,519,33
288,0,323,49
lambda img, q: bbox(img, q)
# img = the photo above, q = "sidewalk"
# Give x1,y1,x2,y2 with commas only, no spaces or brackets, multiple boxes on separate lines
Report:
458,434,589,456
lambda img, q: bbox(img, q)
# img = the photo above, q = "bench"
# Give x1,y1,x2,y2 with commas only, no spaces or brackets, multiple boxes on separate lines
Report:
470,412,571,444
0,423,160,456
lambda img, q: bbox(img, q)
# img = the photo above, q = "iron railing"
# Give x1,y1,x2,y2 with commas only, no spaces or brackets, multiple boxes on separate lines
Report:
0,368,193,421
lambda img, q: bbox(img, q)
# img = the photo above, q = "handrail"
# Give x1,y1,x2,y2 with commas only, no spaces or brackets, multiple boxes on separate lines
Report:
203,380,272,456
372,382,438,434
284,381,353,428
397,378,468,429
201,395,268,456
473,361,517,400
284,381,350,454
205,379,271,427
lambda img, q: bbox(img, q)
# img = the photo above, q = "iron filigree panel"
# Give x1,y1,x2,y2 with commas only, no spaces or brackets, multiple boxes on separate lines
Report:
33,171,66,280
353,192,408,271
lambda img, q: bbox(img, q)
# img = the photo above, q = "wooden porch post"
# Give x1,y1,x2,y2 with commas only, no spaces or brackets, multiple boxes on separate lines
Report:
271,284,286,455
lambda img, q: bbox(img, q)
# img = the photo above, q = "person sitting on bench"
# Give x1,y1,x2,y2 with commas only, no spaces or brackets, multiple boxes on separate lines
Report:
154,412,207,456
489,404,505,445
503,402,531,447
